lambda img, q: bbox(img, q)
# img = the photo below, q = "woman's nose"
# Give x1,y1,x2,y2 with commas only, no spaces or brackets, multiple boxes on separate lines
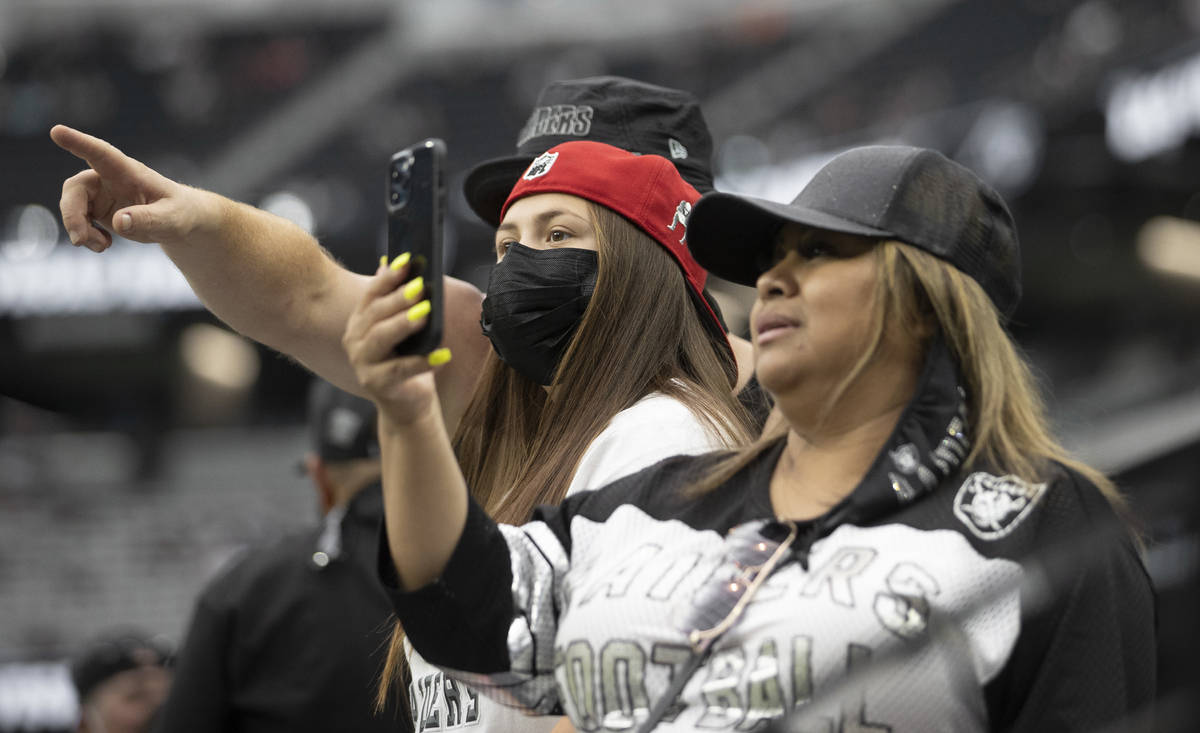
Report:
756,254,798,299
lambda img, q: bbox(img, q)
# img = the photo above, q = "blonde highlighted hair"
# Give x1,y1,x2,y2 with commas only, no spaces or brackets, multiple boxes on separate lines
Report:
691,240,1134,532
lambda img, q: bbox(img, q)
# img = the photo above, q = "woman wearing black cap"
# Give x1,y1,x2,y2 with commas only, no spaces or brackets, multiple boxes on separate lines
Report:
366,145,1155,732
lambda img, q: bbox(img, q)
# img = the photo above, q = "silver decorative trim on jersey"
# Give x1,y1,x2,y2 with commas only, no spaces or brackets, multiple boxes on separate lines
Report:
890,443,920,474
433,521,569,715
885,401,970,506
889,472,920,503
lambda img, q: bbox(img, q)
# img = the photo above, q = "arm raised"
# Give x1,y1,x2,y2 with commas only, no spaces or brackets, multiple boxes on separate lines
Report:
342,261,468,589
51,125,489,428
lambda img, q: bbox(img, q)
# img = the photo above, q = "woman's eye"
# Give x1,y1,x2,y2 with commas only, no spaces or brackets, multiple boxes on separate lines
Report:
799,241,831,259
548,229,572,244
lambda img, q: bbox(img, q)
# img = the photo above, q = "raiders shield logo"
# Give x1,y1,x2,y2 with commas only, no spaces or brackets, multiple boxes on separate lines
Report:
523,151,558,180
668,137,689,160
953,472,1047,540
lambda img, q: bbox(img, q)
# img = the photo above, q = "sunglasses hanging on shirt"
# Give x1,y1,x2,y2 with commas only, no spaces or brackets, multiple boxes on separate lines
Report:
636,519,800,733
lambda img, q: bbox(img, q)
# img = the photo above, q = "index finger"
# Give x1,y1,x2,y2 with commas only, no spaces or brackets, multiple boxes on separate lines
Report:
49,125,134,178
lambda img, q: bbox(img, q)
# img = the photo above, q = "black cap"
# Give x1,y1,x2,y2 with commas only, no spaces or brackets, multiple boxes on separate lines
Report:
687,146,1022,317
463,75,715,227
70,630,172,702
307,380,378,462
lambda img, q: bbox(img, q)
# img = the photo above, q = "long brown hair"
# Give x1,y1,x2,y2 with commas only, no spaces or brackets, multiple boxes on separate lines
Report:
377,202,755,709
690,240,1134,530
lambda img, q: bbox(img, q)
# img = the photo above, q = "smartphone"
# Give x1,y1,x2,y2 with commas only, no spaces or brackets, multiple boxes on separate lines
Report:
387,138,446,356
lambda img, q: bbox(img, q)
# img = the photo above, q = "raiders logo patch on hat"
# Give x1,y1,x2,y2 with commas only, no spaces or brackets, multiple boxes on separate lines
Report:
953,472,1047,540
523,151,558,180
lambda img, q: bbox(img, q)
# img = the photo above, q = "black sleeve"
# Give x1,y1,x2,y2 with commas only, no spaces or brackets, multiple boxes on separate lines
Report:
986,474,1157,732
375,476,632,675
151,594,233,733
378,497,518,674
376,485,633,715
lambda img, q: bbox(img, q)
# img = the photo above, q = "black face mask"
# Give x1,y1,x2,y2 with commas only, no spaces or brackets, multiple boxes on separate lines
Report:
480,243,599,385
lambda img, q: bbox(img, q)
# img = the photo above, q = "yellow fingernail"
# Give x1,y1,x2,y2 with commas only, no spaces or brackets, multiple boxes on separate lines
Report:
427,347,452,367
379,255,388,269
389,252,411,271
407,299,431,322
402,276,424,301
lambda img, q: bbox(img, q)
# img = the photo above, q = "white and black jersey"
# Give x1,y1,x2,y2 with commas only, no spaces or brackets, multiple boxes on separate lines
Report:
404,391,732,733
383,345,1156,732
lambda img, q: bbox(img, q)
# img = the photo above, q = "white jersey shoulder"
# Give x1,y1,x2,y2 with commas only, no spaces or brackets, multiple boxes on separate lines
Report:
567,392,726,498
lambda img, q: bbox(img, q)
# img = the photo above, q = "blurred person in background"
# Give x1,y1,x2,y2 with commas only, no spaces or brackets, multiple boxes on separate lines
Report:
150,379,406,732
361,145,1155,732
69,630,172,733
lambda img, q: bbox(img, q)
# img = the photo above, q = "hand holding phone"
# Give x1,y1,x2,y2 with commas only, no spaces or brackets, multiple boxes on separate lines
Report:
388,138,446,356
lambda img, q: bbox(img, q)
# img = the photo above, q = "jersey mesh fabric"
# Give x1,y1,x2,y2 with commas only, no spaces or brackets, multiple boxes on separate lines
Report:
403,391,729,732
385,344,1155,732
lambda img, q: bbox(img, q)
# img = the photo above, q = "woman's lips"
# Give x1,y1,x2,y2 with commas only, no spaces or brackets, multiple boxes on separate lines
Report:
754,312,801,345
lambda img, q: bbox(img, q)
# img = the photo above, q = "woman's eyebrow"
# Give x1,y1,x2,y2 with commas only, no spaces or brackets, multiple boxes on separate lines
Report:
531,209,587,228
495,209,587,241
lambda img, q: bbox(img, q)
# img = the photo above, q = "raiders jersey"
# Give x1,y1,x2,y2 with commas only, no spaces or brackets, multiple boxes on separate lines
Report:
404,391,731,733
383,345,1155,732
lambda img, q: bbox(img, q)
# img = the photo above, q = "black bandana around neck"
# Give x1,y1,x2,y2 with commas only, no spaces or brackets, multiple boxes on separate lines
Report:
740,336,971,543
815,336,971,528
479,243,599,385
